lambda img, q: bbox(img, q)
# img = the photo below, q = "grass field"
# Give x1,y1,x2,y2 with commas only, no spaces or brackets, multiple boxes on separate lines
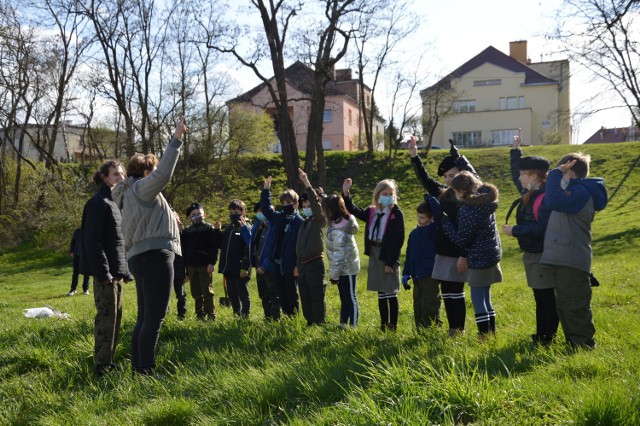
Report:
1,143,639,425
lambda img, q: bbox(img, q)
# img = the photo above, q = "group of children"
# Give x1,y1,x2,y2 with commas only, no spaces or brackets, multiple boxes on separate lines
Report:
158,136,608,348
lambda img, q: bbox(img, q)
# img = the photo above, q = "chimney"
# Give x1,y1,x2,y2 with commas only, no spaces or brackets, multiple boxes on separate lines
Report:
335,69,353,81
509,40,529,64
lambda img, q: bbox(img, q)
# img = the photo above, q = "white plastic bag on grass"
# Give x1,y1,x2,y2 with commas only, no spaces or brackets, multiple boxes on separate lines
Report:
23,305,70,319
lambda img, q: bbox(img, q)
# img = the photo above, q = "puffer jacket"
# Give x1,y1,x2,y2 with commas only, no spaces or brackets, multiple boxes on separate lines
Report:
442,183,502,269
402,195,441,280
112,137,182,258
325,215,360,281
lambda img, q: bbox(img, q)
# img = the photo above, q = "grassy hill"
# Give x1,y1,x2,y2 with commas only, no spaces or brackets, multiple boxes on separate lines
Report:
1,142,639,424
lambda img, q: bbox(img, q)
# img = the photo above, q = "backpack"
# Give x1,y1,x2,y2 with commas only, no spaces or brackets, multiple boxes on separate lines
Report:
505,193,544,224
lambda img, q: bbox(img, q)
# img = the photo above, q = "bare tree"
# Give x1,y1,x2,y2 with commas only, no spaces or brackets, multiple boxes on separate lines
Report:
552,0,640,129
420,79,458,156
351,0,419,154
205,0,303,189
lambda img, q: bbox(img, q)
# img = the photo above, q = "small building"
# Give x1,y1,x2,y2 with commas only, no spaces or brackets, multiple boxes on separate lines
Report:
228,61,385,152
421,41,571,147
583,126,640,144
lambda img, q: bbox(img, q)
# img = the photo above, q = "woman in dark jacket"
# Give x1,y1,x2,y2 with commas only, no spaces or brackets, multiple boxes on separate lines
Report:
442,172,502,338
502,135,557,345
80,160,129,376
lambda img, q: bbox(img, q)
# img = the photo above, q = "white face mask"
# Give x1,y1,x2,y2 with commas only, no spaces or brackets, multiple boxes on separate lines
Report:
302,207,313,217
560,178,569,190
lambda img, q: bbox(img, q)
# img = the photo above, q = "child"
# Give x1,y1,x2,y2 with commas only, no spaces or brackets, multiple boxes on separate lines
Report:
172,210,188,320
68,227,90,296
323,194,360,328
260,176,304,317
249,202,280,320
402,195,442,328
296,168,327,326
502,135,557,345
342,178,404,331
218,199,252,317
442,171,502,338
539,153,608,349
407,136,476,336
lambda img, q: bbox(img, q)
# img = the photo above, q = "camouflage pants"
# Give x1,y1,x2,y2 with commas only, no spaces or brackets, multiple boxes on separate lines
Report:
93,278,123,367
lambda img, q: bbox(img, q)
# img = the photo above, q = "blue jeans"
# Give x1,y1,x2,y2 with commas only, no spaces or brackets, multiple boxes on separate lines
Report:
338,275,359,326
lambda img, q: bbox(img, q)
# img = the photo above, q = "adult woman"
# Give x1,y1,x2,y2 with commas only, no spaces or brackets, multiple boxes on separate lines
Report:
407,137,476,336
112,117,187,375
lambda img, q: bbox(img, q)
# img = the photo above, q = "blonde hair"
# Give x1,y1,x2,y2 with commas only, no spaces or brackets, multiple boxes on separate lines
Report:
372,179,398,208
279,189,299,205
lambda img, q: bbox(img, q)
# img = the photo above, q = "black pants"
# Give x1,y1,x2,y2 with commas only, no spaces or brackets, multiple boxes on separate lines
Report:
71,254,90,293
172,279,187,318
441,280,466,331
225,274,250,317
258,271,281,320
298,258,326,325
277,270,299,316
533,287,559,338
128,249,174,374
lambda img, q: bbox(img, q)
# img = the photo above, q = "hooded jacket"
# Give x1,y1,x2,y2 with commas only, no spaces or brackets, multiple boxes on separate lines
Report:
442,183,502,269
325,215,360,281
112,137,182,259
296,187,327,267
402,195,441,279
539,168,608,273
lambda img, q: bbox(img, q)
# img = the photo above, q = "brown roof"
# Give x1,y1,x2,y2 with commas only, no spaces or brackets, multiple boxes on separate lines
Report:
583,126,640,144
422,45,558,94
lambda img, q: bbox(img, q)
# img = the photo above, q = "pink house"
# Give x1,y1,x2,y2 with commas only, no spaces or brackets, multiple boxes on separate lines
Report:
228,61,385,152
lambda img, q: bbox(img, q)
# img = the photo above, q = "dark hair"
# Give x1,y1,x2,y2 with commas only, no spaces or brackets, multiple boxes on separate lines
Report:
228,199,246,212
416,201,433,217
126,153,159,179
279,189,299,205
92,160,123,185
322,194,350,222
450,171,481,198
557,152,591,179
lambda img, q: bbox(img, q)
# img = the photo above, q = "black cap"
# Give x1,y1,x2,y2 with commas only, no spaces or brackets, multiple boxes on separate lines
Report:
518,156,550,171
437,156,457,176
253,202,261,213
185,202,202,216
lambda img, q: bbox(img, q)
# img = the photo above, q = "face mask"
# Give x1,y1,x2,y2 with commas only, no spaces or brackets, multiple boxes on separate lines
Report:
560,178,570,190
190,214,204,224
379,195,394,207
302,207,313,217
282,204,295,215
230,213,242,223
256,212,266,222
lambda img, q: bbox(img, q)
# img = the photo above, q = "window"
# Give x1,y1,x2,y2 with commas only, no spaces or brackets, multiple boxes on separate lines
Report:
474,79,501,86
451,131,482,147
452,100,476,113
490,129,519,146
323,109,333,122
322,140,333,151
348,109,352,126
499,96,525,110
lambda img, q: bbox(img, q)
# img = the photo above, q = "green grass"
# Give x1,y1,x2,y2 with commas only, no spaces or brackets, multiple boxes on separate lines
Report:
1,142,640,424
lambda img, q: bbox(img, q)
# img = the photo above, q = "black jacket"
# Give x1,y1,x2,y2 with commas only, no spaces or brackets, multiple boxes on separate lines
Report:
217,222,251,276
182,222,219,267
70,228,82,255
80,183,130,282
410,155,468,258
343,195,404,268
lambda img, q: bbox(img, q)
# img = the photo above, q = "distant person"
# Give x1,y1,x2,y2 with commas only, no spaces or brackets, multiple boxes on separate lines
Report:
112,116,186,376
539,153,608,349
181,202,219,321
218,199,252,317
342,177,405,332
296,168,327,326
442,171,502,339
80,160,128,377
68,227,90,296
323,194,360,328
407,137,477,336
260,176,304,317
172,210,188,320
249,202,280,320
402,196,442,329
502,135,557,346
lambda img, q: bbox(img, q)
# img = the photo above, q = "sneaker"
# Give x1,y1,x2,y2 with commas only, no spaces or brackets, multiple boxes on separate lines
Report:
83,291,90,295
67,290,76,296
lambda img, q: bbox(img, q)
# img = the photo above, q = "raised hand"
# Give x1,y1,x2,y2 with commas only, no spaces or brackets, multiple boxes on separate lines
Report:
263,176,272,190
298,168,310,188
173,116,188,140
448,139,460,159
342,178,352,195
407,135,418,158
512,135,521,149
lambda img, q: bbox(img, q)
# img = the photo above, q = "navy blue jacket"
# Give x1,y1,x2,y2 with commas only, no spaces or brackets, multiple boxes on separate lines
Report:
402,196,441,279
260,188,303,275
442,184,502,269
218,222,251,277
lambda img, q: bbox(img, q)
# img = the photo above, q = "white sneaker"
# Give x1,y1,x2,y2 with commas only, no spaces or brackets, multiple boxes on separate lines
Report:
83,291,90,295
67,290,76,296
339,323,347,330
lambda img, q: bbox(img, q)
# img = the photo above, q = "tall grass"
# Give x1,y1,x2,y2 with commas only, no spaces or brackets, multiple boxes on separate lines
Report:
1,142,639,424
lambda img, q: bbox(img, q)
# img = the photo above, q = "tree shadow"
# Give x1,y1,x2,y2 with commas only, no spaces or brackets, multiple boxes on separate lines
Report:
608,152,640,204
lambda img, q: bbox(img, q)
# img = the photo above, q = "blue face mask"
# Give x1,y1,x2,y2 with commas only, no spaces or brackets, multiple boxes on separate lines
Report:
190,213,204,224
379,195,394,207
302,207,313,217
256,212,266,222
